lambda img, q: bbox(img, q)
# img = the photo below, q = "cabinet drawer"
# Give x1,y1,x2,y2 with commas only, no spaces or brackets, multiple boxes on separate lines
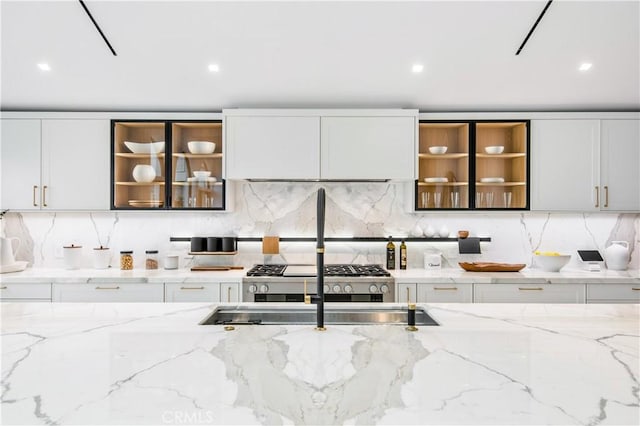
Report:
417,284,473,303
52,283,164,302
220,282,240,303
0,283,51,300
474,284,585,303
165,283,220,303
396,283,417,303
587,284,640,303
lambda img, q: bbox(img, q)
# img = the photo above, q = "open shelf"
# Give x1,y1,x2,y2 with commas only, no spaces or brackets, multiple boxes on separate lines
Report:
115,181,165,186
418,153,469,159
418,182,469,186
172,153,223,159
172,181,223,186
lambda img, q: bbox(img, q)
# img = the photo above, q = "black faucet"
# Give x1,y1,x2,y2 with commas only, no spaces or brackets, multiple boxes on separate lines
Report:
304,188,326,331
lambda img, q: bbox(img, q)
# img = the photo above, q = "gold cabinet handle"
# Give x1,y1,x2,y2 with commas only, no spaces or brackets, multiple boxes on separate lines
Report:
95,286,120,290
180,286,204,290
632,288,640,291
519,287,543,291
604,186,609,208
42,185,48,207
434,287,458,291
304,280,310,304
595,186,599,208
406,287,410,303
227,286,232,302
0,286,7,290
33,185,38,206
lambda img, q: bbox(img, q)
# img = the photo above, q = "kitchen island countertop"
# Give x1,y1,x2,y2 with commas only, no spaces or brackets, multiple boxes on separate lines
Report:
1,302,638,425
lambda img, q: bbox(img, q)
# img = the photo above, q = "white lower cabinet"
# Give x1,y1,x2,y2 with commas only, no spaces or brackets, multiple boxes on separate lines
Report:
0,283,52,301
165,282,241,303
586,283,640,303
396,283,417,303
52,283,164,302
474,283,585,303
417,283,473,303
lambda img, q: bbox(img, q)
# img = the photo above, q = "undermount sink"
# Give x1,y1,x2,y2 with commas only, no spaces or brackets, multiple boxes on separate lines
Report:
199,305,439,326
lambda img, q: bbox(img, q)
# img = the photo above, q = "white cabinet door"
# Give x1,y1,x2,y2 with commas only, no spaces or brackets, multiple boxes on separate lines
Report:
396,283,417,303
417,283,473,303
225,116,320,179
586,283,640,303
531,120,600,211
1,119,41,210
52,283,164,302
600,120,640,211
321,117,415,180
165,283,220,303
41,120,110,210
220,282,240,302
0,283,51,300
474,283,585,303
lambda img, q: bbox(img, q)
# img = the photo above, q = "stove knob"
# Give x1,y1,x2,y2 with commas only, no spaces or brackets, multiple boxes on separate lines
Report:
344,284,353,293
248,284,258,294
323,284,331,293
332,284,342,293
369,284,378,293
259,284,269,293
380,284,389,294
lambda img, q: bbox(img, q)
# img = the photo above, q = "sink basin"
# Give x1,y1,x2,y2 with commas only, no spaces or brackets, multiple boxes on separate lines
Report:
199,305,439,326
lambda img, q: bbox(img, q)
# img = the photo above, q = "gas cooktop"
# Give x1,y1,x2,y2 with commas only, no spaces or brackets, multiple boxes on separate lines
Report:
246,264,391,277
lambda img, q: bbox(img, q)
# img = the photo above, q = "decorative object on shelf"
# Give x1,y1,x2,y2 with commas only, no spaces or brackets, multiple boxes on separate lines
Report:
193,170,211,178
411,224,423,237
459,262,526,272
187,141,215,154
533,252,571,272
480,177,505,183
457,230,469,239
438,225,450,238
132,164,156,183
63,244,83,270
428,146,447,154
124,141,165,154
604,241,630,271
484,145,505,154
424,225,435,238
92,246,111,269
424,177,448,183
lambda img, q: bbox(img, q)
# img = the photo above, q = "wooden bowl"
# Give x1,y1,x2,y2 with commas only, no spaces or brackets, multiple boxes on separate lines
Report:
457,230,469,239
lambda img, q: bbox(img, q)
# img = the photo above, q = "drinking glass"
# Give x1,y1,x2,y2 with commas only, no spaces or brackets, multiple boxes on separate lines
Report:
476,192,484,208
434,191,442,208
450,191,460,208
486,192,494,208
503,192,512,208
421,192,431,208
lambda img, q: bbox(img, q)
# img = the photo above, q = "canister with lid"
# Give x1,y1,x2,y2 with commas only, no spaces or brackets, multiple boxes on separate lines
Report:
145,250,159,269
120,250,134,270
92,246,111,269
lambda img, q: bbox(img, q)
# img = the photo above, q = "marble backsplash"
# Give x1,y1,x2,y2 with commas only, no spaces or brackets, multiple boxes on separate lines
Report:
2,181,638,271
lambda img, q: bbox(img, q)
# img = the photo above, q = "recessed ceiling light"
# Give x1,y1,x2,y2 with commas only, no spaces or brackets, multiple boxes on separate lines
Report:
579,63,592,71
37,63,51,71
412,64,424,73
208,64,220,72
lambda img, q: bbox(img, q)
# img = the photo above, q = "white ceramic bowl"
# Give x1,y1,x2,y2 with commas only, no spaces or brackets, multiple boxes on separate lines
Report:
187,141,216,154
132,164,156,182
429,146,448,155
484,146,504,154
534,254,571,272
193,171,212,178
124,141,165,154
424,177,448,183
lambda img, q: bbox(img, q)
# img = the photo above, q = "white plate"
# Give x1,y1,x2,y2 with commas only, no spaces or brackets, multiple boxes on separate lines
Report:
424,177,448,183
480,177,505,183
187,177,217,182
0,261,28,274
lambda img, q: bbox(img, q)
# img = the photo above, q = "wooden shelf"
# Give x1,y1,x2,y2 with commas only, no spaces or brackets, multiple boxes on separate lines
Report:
418,153,469,159
173,181,223,186
476,153,526,159
418,182,469,187
188,251,238,255
172,153,223,159
115,153,165,159
115,181,165,186
475,181,526,186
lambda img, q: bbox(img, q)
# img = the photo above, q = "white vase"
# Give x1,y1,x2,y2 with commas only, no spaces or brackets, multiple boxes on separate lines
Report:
132,164,156,183
439,225,450,238
424,225,435,238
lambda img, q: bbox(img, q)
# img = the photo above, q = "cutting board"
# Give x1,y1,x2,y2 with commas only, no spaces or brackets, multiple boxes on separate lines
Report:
190,266,244,271
459,262,526,272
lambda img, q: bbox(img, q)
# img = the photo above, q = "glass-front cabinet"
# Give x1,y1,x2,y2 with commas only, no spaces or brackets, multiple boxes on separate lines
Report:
111,120,225,210
416,120,529,210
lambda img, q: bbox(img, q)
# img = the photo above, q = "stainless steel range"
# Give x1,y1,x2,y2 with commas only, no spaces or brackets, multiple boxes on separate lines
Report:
243,264,394,303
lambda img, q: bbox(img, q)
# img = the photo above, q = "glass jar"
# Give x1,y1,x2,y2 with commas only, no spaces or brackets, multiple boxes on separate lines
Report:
120,250,134,270
145,250,159,270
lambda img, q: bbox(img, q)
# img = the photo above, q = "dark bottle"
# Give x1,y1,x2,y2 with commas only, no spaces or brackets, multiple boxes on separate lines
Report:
400,240,407,270
386,236,396,270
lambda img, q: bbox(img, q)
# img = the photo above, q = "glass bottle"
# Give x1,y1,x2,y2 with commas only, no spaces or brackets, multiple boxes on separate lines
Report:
386,236,396,270
400,240,407,270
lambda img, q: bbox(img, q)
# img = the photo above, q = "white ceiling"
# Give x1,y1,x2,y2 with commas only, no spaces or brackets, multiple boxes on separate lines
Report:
1,0,639,112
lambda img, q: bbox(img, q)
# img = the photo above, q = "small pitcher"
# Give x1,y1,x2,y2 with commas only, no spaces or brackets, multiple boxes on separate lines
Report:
0,236,20,266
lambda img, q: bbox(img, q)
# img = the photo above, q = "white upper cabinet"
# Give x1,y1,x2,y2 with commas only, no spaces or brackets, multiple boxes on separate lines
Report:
600,120,640,211
531,119,600,211
1,119,42,210
320,116,415,180
42,119,110,210
225,115,320,180
224,109,417,180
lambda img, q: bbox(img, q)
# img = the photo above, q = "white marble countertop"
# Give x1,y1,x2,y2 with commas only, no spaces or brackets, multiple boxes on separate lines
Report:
1,266,638,285
1,302,638,425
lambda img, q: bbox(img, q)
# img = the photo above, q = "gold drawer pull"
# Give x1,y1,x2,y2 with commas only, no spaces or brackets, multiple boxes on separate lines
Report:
33,185,38,206
632,288,640,291
595,186,599,208
227,286,232,302
604,186,609,208
519,287,543,291
95,286,120,290
434,287,458,291
180,286,204,290
406,287,410,303
0,286,7,290
42,185,48,207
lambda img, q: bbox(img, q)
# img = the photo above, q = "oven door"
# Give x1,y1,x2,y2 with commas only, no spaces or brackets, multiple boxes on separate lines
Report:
252,293,384,303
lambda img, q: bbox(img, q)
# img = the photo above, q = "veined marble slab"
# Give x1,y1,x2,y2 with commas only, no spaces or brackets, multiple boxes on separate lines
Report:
1,302,638,425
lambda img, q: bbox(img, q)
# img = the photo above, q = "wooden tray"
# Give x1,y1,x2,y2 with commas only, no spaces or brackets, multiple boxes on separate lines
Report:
459,262,526,272
190,266,244,271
